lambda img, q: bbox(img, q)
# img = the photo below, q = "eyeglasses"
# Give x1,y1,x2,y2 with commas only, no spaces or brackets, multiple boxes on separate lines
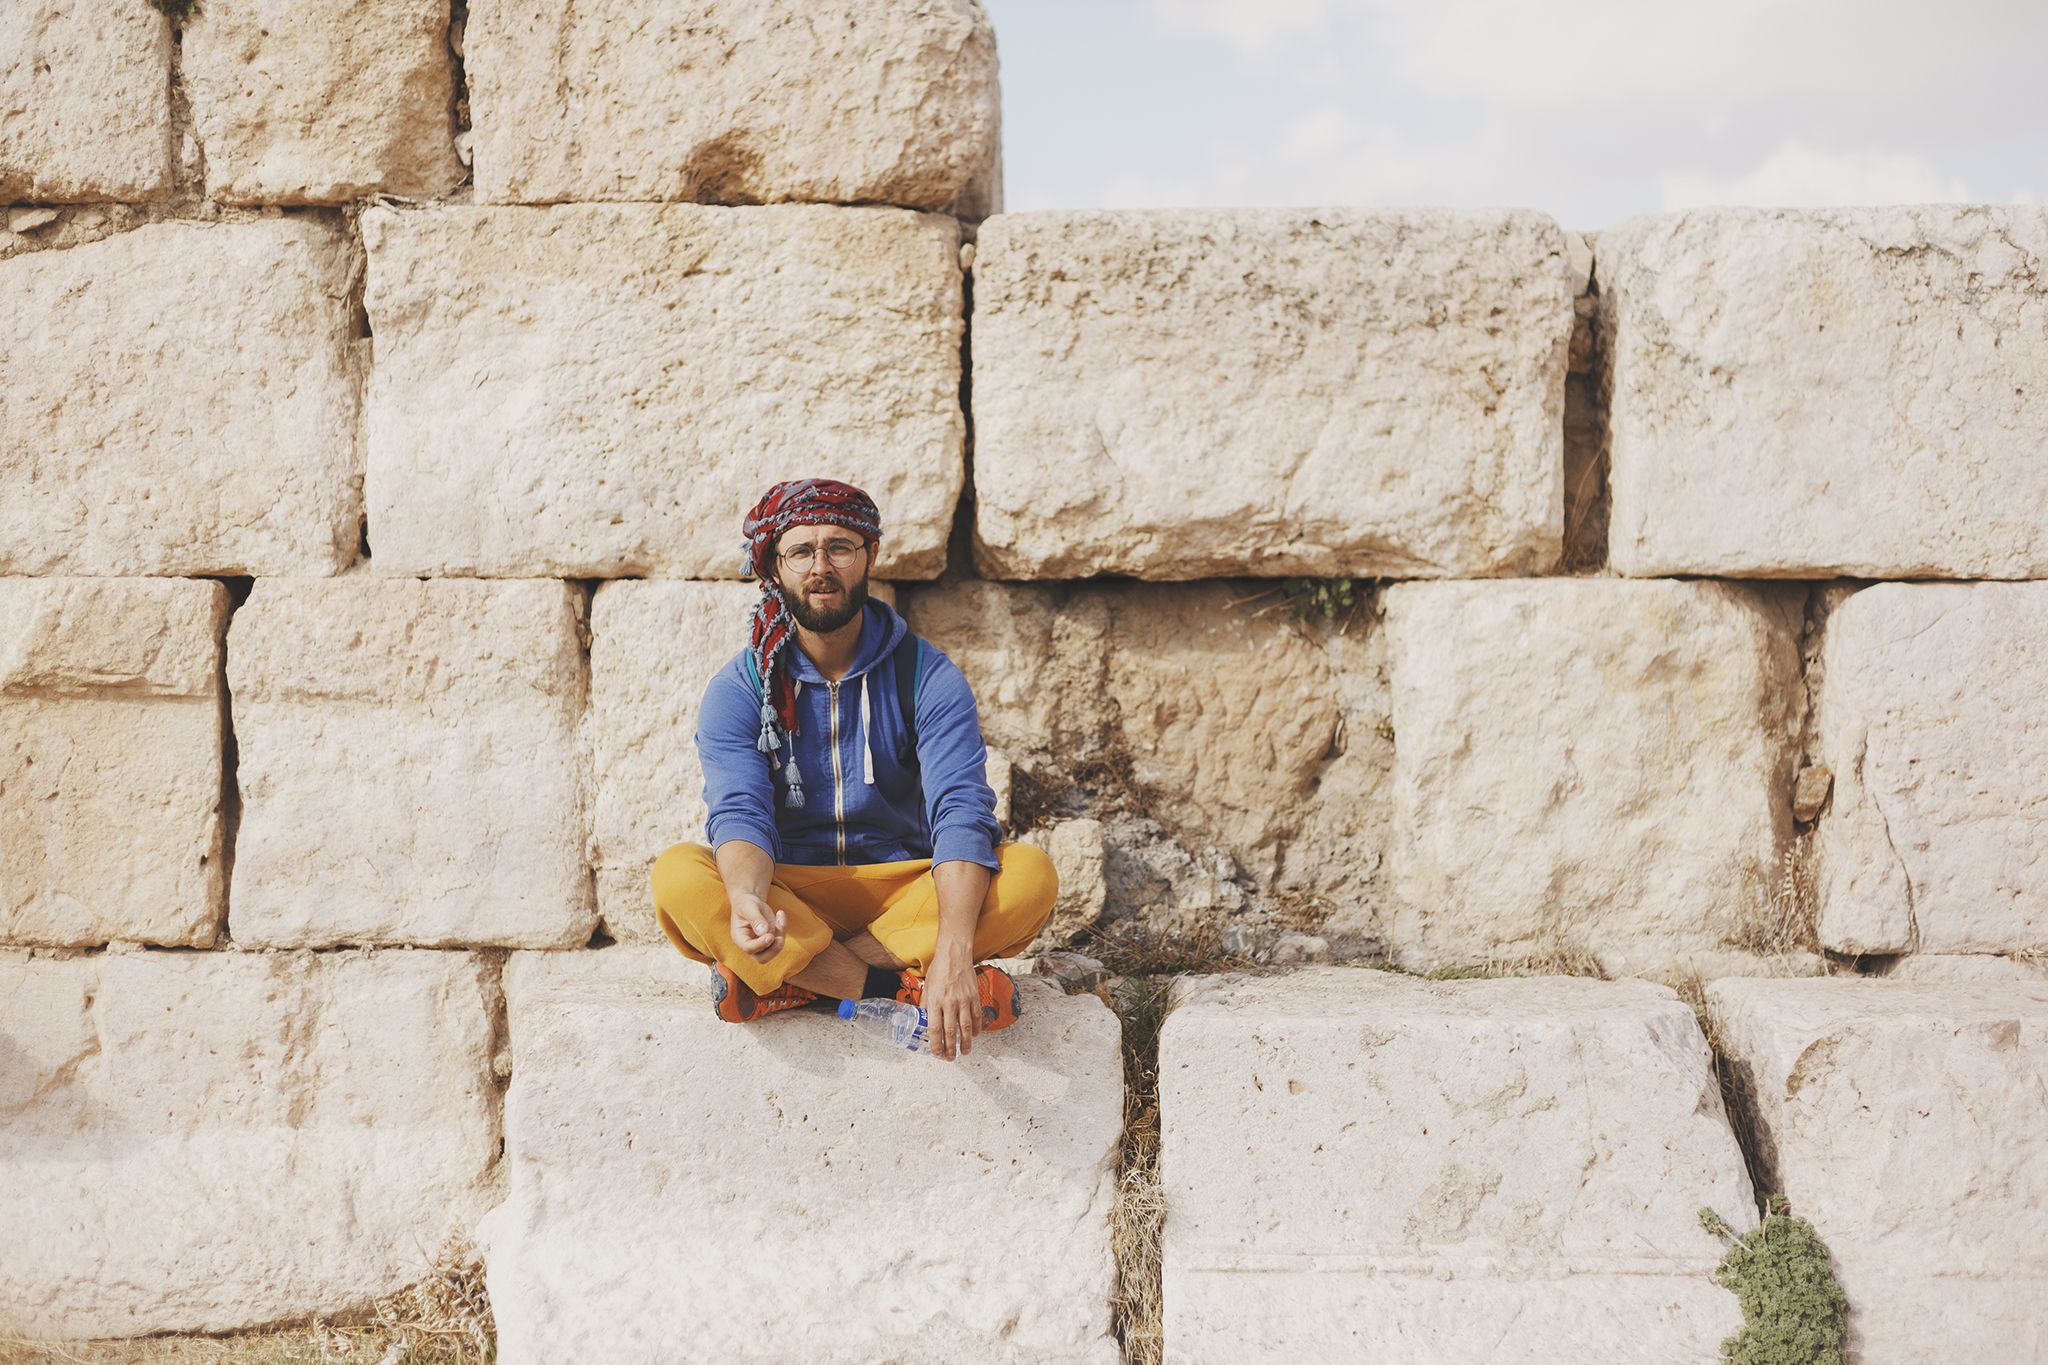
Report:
779,538,867,571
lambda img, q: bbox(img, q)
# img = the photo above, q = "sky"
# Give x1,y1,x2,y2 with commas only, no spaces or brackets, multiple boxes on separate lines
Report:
981,0,2047,229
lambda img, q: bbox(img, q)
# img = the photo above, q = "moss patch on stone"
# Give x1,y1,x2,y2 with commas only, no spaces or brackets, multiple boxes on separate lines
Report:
1700,1195,1848,1365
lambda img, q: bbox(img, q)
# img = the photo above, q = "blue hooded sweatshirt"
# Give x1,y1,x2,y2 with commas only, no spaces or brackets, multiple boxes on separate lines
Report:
695,598,1001,872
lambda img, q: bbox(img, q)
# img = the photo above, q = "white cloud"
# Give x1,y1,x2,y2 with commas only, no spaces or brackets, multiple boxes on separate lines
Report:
1659,141,1973,210
1141,0,1344,55
1140,0,2048,111
1103,0,2047,223
1102,105,1462,209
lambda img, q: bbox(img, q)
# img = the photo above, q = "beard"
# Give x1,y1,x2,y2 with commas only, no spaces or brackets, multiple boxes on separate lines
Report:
785,570,869,633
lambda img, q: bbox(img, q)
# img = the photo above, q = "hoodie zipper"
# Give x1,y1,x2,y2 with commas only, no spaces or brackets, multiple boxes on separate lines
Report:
827,680,847,864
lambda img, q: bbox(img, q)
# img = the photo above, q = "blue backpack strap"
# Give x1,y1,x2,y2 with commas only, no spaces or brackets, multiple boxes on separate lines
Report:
894,633,922,757
742,650,763,699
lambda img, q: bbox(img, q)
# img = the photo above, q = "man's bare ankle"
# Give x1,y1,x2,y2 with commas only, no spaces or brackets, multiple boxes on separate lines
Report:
841,931,907,970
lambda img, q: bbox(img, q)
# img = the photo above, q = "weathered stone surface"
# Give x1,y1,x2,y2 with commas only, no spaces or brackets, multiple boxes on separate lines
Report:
1024,818,1107,945
0,0,172,202
0,218,362,576
902,582,1118,771
986,744,1014,830
1791,763,1834,823
183,0,464,204
361,204,962,578
465,0,998,212
1385,580,1801,972
228,577,593,948
970,210,1572,579
1885,954,2048,984
1816,583,2048,955
0,949,500,1338
1,579,225,947
1709,978,2048,1363
1603,207,2048,578
588,579,757,942
901,580,1391,936
1267,931,1331,964
1161,971,1752,1362
480,947,1120,1364
1032,948,1109,994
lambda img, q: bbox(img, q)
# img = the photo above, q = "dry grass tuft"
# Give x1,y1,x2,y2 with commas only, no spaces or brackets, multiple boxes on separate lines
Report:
1084,922,1257,1365
1480,940,1610,980
1080,920,1257,981
1378,939,1610,982
1107,973,1173,1365
358,1232,495,1363
0,1235,493,1365
1736,839,1819,959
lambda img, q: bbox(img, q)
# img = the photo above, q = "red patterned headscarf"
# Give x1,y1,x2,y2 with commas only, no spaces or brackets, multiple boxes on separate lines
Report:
741,479,883,808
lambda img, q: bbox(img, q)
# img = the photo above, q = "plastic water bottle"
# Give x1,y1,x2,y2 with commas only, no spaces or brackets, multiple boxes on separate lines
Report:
838,997,930,1052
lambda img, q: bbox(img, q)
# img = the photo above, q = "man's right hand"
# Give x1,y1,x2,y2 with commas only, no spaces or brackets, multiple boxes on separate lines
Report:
729,892,785,963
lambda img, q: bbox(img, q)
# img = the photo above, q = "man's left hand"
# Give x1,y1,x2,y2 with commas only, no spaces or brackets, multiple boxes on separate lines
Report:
922,948,982,1062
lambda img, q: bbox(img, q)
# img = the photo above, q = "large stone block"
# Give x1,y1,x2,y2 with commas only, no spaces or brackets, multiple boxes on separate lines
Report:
1,579,225,947
227,576,594,948
1886,953,2048,985
1603,207,2048,578
1708,978,2048,1363
361,204,963,578
183,0,464,204
465,0,998,212
1384,580,1801,973
0,217,362,575
900,580,1393,926
1160,971,1753,1362
970,210,1572,579
1026,818,1108,944
588,579,756,941
479,947,1121,1364
1815,583,2048,955
0,0,173,202
0,948,500,1338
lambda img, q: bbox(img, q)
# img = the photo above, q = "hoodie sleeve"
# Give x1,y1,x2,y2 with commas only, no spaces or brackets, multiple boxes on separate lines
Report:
913,642,1002,873
695,661,783,861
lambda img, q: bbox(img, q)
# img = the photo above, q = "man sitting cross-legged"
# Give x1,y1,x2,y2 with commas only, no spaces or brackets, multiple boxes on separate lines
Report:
650,478,1058,1062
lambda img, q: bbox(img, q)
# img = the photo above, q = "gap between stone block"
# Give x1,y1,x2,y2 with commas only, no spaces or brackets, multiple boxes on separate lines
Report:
566,577,607,945
210,574,255,947
943,234,979,582
161,3,206,203
1562,229,1610,574
447,0,474,192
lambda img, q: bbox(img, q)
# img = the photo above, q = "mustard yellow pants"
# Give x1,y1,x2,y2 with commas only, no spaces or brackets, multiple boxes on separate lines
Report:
649,842,1059,994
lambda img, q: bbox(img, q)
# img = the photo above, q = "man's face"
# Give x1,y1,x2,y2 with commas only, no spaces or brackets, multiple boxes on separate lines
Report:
775,523,871,633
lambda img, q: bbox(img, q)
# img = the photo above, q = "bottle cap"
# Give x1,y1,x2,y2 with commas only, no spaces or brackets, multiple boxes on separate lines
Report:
837,998,856,1020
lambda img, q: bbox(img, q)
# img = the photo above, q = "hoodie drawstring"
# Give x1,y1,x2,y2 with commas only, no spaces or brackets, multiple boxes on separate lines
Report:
859,675,875,785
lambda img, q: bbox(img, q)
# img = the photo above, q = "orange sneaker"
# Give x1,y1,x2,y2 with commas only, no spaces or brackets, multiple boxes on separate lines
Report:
891,964,1021,1032
709,963,818,1024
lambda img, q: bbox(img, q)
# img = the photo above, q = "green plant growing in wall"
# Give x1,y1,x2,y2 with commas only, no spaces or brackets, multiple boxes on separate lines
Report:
1280,576,1358,625
149,0,200,17
1699,1196,1849,1365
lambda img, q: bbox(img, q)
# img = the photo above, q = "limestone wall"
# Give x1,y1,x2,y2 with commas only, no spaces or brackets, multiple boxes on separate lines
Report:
5,3,2046,1361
